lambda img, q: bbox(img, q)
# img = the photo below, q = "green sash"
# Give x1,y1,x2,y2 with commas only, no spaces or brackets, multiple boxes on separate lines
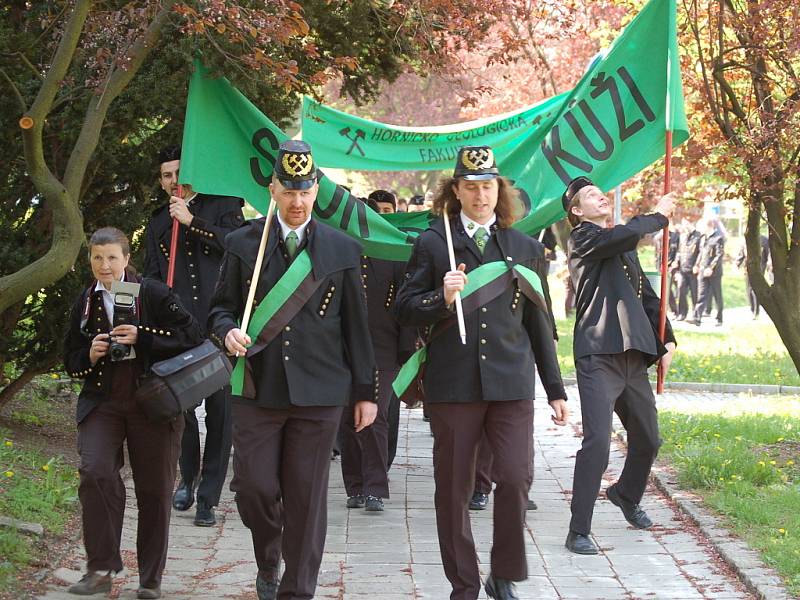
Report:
392,261,544,398
230,249,315,397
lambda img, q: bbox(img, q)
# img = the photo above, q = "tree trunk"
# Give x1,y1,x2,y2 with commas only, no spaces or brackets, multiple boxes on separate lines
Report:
760,294,800,378
0,300,25,384
0,362,53,410
745,194,800,377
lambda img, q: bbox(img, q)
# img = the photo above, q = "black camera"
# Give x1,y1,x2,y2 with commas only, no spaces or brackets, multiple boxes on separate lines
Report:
109,284,139,362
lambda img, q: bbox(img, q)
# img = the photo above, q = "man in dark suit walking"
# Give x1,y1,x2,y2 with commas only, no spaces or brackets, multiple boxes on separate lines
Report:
396,146,568,600
339,190,415,512
735,234,770,318
208,140,377,600
144,145,244,527
562,177,676,555
693,218,725,326
675,218,701,321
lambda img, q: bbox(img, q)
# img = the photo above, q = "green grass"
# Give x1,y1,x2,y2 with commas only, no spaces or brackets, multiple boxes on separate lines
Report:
0,375,79,592
555,316,799,385
658,400,800,596
0,433,78,588
550,260,799,386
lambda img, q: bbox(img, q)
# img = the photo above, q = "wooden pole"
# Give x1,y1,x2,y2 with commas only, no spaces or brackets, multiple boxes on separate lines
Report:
442,214,467,345
239,198,276,340
166,184,183,288
656,130,673,394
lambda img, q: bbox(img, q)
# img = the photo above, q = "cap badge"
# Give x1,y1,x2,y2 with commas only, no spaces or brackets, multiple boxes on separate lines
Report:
462,147,494,171
282,152,314,177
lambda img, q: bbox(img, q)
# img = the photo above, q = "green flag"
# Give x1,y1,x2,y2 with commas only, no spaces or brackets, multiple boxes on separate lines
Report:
180,0,687,260
180,64,414,260
302,92,568,171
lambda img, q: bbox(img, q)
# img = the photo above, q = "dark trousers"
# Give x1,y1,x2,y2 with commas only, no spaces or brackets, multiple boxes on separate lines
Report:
178,385,232,506
428,400,533,600
676,270,697,319
387,395,401,468
339,369,395,498
668,271,679,314
565,276,576,317
570,351,661,535
231,402,342,600
474,431,534,495
77,386,183,588
695,274,723,323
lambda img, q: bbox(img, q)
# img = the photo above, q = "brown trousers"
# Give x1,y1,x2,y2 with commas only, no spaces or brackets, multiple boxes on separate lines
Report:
338,369,396,498
474,430,535,495
77,362,183,589
428,400,533,600
231,402,343,600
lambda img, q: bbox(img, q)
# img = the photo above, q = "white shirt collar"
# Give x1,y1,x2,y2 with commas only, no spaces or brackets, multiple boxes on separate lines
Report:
94,274,125,321
276,212,311,244
459,211,496,238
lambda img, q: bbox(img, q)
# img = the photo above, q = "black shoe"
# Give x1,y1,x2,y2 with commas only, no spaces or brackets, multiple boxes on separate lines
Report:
422,415,431,422
346,495,365,508
194,500,216,527
565,530,598,555
365,495,384,511
68,571,112,595
526,498,537,511
255,572,279,600
484,573,519,600
172,480,194,511
469,491,489,510
136,586,161,599
607,484,653,529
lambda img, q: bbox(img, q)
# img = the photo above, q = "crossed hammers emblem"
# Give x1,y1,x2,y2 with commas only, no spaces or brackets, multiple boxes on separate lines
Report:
339,127,366,156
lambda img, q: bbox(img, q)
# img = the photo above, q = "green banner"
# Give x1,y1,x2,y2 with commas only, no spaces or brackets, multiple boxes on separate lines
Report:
302,92,568,171
180,0,687,261
180,64,413,260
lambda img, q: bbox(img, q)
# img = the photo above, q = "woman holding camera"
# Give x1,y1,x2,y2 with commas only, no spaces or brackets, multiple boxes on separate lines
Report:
63,227,203,598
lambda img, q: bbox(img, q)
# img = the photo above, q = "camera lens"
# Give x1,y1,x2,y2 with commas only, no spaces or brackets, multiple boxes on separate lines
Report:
109,341,128,361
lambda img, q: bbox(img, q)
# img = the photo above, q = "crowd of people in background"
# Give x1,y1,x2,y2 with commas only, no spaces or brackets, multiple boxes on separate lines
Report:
652,216,771,326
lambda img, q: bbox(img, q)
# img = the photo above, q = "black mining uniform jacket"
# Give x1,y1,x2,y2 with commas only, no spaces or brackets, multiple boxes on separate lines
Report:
395,216,566,404
64,274,203,423
568,214,676,366
207,217,376,408
144,193,244,330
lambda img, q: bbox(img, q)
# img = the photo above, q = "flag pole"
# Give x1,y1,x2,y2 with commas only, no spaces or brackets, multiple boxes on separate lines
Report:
239,198,276,345
657,1,676,394
442,214,467,345
656,133,672,394
166,184,183,288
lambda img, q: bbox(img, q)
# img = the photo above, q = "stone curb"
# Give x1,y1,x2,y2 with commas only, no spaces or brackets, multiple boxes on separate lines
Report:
612,430,791,600
0,515,44,537
563,377,800,395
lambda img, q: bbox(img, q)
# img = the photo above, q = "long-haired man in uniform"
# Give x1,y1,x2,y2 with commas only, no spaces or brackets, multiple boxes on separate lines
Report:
396,146,568,600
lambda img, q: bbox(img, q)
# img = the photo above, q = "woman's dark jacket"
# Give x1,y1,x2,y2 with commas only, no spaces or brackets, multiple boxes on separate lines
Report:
63,273,203,424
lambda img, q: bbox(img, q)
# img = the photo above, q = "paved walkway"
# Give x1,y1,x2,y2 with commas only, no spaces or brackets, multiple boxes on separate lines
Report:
40,388,754,599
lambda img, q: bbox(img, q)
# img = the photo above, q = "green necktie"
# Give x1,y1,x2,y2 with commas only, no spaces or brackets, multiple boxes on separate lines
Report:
285,230,299,259
474,227,489,253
